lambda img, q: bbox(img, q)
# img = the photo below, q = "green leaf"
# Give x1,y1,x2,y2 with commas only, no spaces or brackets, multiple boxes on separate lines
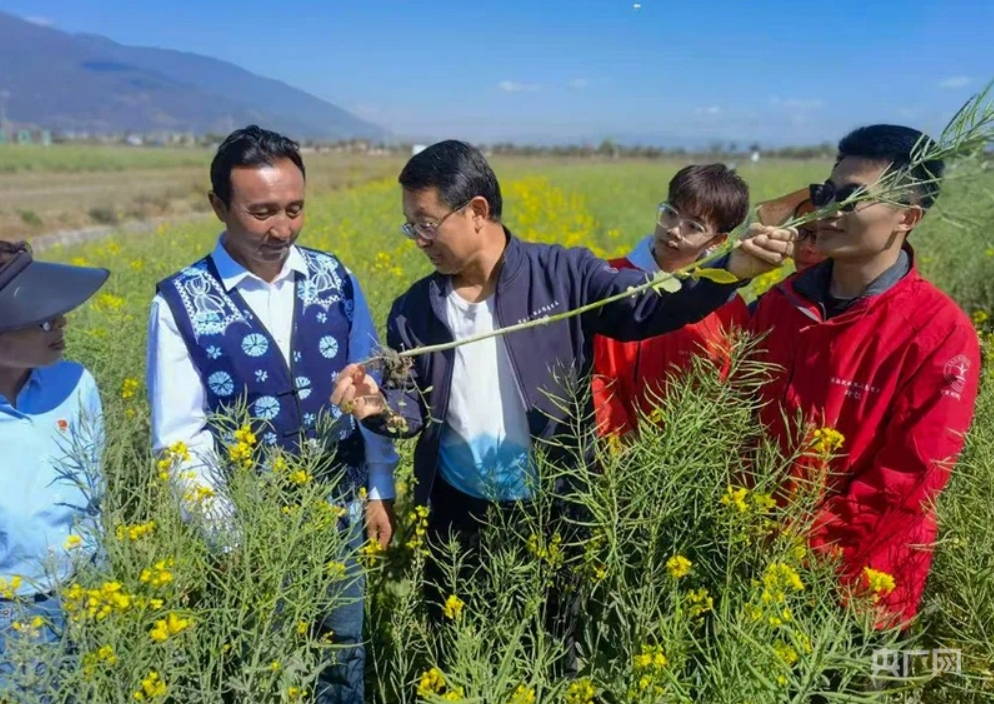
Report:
653,273,683,293
692,267,740,284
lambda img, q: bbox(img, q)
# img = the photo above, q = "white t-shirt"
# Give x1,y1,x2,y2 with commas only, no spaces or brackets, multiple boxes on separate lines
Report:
437,285,535,501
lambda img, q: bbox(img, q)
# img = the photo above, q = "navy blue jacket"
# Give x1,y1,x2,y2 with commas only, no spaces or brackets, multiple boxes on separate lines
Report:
363,228,747,506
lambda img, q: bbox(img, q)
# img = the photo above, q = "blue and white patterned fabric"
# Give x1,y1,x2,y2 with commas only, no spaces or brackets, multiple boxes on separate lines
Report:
155,247,365,492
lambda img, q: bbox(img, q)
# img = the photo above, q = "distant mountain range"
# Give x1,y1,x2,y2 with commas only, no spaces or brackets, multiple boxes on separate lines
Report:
0,12,389,141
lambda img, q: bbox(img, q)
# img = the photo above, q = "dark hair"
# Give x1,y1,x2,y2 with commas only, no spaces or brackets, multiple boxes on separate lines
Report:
209,125,306,206
398,140,503,221
836,124,944,210
0,240,30,268
668,164,750,234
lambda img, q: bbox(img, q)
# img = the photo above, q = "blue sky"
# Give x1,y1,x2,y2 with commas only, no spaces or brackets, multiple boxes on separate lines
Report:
4,0,993,146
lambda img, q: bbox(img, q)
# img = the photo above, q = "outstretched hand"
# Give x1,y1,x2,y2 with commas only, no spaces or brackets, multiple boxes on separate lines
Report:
331,363,387,420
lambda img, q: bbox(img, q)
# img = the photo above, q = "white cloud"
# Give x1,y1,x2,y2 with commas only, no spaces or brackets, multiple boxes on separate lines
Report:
938,76,971,89
568,78,589,89
696,106,720,115
24,16,53,26
498,80,542,93
770,96,824,111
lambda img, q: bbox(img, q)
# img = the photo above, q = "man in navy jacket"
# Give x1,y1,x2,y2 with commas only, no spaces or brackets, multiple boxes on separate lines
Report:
331,141,793,642
333,140,792,508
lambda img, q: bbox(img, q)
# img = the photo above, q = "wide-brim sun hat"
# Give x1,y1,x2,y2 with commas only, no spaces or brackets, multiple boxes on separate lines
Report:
0,250,110,333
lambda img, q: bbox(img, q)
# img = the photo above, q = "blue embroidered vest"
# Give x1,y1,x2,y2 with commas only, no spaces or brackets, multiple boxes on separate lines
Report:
155,246,366,495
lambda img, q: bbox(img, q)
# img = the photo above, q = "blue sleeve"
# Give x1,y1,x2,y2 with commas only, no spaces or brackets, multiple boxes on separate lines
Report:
359,295,428,440
346,270,400,500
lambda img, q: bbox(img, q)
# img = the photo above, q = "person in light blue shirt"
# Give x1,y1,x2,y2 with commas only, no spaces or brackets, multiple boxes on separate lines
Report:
0,239,109,697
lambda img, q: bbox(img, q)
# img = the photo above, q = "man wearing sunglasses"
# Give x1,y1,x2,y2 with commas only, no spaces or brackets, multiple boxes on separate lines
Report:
590,163,752,437
749,124,981,629
0,239,108,697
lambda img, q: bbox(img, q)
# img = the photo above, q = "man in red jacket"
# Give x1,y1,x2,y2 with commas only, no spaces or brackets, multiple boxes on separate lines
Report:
749,124,981,628
591,164,751,437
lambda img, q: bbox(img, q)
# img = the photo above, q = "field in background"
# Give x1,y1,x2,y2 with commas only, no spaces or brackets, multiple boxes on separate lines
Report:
0,144,408,240
0,143,834,243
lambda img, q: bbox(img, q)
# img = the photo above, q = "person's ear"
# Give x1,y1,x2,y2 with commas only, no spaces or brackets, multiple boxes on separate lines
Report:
208,192,227,223
895,205,923,234
470,196,490,230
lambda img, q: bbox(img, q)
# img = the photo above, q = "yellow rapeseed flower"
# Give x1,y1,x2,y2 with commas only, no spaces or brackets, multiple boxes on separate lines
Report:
233,425,257,446
116,520,156,542
64,534,82,550
443,594,465,620
763,562,805,595
140,559,175,589
565,677,596,704
812,427,845,455
149,612,191,643
863,567,897,598
120,377,140,400
666,554,692,579
774,640,799,666
288,469,312,485
417,667,446,697
685,588,714,618
509,685,536,704
133,670,168,700
406,505,429,551
0,575,21,599
720,486,750,513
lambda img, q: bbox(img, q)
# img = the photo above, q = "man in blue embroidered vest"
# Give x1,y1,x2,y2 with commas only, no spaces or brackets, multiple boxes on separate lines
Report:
146,125,398,704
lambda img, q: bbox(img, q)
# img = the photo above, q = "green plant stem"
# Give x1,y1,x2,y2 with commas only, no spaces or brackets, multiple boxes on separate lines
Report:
395,244,738,359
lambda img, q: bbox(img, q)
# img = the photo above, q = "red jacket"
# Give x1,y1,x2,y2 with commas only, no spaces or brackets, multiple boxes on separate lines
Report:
749,248,981,626
592,254,749,436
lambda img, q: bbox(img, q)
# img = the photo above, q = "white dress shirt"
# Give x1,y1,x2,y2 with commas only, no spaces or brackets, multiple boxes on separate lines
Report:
146,236,398,531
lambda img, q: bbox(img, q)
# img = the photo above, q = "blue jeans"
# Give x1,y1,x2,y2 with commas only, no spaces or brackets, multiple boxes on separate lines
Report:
312,499,366,704
0,594,72,703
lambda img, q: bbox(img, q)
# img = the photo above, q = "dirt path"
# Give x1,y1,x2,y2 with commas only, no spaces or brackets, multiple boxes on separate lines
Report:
30,212,213,253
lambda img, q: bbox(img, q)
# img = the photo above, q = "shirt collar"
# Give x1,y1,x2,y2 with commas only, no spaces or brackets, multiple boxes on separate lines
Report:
209,234,308,291
625,234,661,273
793,246,912,308
0,367,44,412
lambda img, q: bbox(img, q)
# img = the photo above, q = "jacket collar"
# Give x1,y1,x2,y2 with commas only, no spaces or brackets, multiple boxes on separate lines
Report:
792,244,913,306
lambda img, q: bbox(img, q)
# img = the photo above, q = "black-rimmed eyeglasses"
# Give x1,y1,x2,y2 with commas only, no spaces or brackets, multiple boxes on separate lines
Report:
400,200,473,241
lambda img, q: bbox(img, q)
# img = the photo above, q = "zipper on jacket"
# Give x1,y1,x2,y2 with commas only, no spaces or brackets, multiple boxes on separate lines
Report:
492,291,530,412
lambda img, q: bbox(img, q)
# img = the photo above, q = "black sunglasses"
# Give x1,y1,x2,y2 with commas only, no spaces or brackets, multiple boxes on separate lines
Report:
808,182,864,212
